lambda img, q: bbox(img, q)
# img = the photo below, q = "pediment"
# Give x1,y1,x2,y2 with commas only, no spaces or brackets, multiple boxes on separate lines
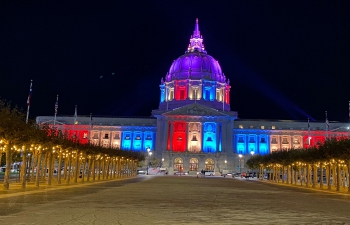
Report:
163,103,230,117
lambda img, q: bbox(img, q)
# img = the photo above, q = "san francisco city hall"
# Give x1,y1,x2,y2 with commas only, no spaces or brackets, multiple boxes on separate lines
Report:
37,19,350,175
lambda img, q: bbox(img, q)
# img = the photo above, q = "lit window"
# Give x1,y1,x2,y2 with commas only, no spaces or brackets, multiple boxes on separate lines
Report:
83,133,88,139
282,137,289,144
272,126,276,130
261,126,265,129
239,125,243,129
249,125,253,129
104,133,109,139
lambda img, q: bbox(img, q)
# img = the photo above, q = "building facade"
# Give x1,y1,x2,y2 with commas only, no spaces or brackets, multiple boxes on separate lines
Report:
37,19,350,175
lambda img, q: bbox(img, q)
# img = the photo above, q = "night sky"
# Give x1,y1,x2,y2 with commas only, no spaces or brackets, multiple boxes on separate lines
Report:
1,1,349,122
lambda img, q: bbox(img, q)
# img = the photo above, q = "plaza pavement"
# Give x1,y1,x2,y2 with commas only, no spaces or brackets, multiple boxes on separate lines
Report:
0,175,350,224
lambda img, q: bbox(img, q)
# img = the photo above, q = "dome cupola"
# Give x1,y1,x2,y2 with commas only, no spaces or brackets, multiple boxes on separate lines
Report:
159,19,231,112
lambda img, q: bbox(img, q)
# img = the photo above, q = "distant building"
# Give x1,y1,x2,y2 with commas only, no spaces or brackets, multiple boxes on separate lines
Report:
37,19,350,175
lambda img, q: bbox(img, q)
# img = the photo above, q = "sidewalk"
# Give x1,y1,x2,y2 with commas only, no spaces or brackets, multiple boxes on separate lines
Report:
0,177,130,199
247,177,350,197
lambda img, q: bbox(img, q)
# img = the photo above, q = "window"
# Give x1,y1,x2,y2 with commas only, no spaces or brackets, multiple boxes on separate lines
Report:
249,126,254,129
124,135,130,140
104,133,109,139
260,137,266,143
92,132,98,139
239,125,243,129
271,137,277,144
191,135,198,141
83,133,88,139
282,137,289,144
238,137,244,143
146,135,152,140
293,138,300,144
272,126,276,130
114,133,120,139
249,137,255,143
261,126,265,129
135,135,141,140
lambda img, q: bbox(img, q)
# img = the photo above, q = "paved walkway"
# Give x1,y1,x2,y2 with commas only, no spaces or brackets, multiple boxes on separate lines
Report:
1,175,350,224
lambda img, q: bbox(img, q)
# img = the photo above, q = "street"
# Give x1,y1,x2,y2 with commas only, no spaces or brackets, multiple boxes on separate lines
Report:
0,176,350,224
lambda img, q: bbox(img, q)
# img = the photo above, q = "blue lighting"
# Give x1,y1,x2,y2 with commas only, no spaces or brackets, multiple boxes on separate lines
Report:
235,131,270,155
203,122,217,153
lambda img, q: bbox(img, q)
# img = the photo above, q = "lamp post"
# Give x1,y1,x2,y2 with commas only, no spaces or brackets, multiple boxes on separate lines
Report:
224,160,227,170
161,158,164,168
238,154,242,174
146,148,152,175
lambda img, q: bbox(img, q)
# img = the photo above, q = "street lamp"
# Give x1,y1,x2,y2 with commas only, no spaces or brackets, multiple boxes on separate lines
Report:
146,148,152,175
161,158,164,168
224,160,227,170
238,154,242,174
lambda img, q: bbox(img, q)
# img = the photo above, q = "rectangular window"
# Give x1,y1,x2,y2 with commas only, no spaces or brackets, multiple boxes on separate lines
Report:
125,135,130,140
260,137,266,143
114,133,120,139
239,125,243,129
104,133,109,139
83,133,88,139
272,126,276,130
249,126,254,129
249,137,255,143
293,138,300,144
282,137,289,144
261,126,265,129
92,132,98,139
271,137,278,144
135,135,141,140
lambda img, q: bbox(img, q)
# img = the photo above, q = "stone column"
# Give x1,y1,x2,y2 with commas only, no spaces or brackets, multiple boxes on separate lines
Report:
216,122,220,152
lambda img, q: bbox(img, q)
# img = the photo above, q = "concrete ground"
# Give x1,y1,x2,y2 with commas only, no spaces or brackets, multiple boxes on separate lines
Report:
1,175,350,225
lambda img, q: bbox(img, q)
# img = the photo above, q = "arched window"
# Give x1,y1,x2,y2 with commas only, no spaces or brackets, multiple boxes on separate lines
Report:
205,158,215,171
189,158,198,171
174,157,183,171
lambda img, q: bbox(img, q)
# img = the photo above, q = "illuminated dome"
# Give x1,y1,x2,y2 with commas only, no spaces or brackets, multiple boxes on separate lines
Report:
159,19,231,112
165,19,226,83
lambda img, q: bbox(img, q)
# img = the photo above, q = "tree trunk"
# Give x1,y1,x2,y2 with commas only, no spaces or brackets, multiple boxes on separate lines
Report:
336,162,341,191
57,150,63,184
87,157,93,182
74,152,79,183
347,161,350,192
47,152,53,185
81,154,87,183
320,163,324,189
3,142,12,190
20,149,27,189
35,151,43,187
41,152,48,181
92,158,96,181
327,164,331,190
66,153,72,184
98,160,101,180
312,164,317,188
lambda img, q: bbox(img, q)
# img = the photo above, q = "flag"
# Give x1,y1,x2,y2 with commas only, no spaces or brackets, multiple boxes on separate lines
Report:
27,80,33,106
55,95,59,115
74,105,77,124
89,113,93,129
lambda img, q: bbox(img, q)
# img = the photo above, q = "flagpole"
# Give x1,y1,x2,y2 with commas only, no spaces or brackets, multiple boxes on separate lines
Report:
54,95,59,127
74,105,77,124
26,80,33,124
325,111,329,140
307,118,311,146
222,87,225,112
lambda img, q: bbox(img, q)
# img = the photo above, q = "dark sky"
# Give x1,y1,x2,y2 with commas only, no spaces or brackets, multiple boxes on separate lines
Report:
1,1,350,122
